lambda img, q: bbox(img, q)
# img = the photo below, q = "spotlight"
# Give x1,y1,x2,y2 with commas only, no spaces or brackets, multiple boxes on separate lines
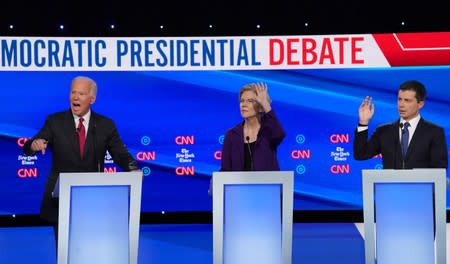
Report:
59,24,64,30
160,25,164,29
110,24,115,29
209,24,213,28
256,24,260,29
9,24,14,29
401,21,405,26
304,22,309,27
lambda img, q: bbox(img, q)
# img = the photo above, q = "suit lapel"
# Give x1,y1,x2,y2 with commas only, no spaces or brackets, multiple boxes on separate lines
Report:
235,122,245,168
83,112,95,159
64,110,80,159
406,118,425,159
393,120,401,151
392,120,403,167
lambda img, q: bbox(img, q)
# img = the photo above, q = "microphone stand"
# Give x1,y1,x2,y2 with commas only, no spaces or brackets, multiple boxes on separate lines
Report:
246,136,254,171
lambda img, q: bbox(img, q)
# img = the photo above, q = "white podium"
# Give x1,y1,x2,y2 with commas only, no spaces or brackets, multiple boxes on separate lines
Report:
212,171,294,264
362,169,446,264
57,171,143,264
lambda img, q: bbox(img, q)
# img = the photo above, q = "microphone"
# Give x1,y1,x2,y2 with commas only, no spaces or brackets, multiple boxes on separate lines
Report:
246,136,254,171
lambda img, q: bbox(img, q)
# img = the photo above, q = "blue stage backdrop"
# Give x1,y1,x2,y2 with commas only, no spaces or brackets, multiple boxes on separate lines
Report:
1,34,449,215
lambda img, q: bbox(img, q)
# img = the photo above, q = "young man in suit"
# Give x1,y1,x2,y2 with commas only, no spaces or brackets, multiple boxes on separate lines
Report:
23,76,138,249
353,80,448,169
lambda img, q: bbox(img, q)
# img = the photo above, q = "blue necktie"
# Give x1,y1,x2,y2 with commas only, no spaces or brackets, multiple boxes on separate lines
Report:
401,122,410,157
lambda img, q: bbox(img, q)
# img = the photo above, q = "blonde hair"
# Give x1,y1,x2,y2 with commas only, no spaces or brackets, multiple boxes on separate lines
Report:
239,82,272,104
239,83,257,99
239,83,263,113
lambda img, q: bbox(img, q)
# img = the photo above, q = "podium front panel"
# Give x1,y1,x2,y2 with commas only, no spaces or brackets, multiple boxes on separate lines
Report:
68,186,130,264
362,169,446,264
223,184,282,264
58,172,142,264
375,183,435,264
212,171,293,264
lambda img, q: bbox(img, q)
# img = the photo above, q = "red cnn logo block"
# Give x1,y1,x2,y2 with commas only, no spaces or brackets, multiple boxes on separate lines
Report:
330,134,349,143
104,167,117,173
175,166,195,176
330,164,350,174
136,151,156,161
291,150,311,159
175,136,194,145
17,137,30,147
17,168,37,178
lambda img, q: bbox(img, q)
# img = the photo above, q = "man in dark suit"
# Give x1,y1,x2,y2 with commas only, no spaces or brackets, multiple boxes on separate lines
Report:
353,80,448,169
23,76,138,247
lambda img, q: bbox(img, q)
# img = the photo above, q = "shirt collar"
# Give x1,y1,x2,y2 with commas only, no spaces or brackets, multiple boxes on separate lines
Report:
400,114,420,129
73,110,91,124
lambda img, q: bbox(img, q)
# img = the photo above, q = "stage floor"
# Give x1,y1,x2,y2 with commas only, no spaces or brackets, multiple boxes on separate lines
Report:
0,223,364,264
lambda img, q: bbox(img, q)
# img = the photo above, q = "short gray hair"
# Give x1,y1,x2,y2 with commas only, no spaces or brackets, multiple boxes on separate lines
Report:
72,76,97,96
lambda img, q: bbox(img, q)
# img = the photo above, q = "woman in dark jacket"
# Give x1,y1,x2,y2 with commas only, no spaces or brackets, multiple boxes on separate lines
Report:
220,82,285,171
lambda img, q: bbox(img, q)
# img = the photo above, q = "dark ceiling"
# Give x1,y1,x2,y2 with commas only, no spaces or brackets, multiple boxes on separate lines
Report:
1,0,449,36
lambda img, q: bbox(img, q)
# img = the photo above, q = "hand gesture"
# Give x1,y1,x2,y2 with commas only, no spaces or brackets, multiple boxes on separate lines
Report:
254,82,272,113
358,96,374,125
31,139,48,155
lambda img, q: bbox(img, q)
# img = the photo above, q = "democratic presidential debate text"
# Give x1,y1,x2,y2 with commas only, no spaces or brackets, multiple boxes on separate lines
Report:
0,35,391,70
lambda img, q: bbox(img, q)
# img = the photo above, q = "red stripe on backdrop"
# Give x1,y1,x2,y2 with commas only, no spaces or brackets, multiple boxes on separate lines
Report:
372,32,450,67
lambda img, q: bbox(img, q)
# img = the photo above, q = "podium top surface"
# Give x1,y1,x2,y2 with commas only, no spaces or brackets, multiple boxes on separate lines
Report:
362,169,446,184
59,171,143,185
213,171,293,185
